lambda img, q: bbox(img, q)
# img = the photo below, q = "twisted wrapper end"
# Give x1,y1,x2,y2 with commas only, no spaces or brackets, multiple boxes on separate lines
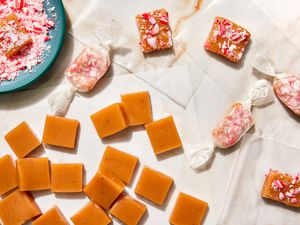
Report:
189,145,215,170
48,82,76,117
252,51,276,77
248,79,274,108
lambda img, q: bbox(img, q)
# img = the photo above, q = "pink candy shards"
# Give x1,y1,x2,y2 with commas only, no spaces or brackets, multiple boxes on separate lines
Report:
273,74,300,115
65,47,111,92
212,103,254,149
0,0,56,82
136,8,173,53
204,17,251,63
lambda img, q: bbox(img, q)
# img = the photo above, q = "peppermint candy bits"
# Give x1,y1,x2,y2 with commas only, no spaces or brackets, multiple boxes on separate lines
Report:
65,47,110,93
212,103,254,149
204,17,251,63
273,73,300,115
136,9,173,53
0,13,32,58
262,169,300,207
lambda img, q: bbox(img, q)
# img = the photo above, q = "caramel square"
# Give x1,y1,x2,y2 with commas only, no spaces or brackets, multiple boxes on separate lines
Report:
135,166,173,205
90,103,128,138
0,155,18,195
99,146,138,185
136,9,172,52
145,116,182,155
0,13,32,58
5,121,41,158
42,115,80,149
0,190,41,225
121,91,152,126
32,206,68,225
84,172,125,209
17,158,51,191
51,163,83,193
204,17,251,63
169,192,208,225
110,193,147,225
71,201,112,225
261,169,300,207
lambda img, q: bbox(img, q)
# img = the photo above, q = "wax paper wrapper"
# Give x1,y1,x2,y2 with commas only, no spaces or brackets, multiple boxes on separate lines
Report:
217,135,300,225
48,20,121,116
189,80,273,169
0,66,217,225
252,51,300,115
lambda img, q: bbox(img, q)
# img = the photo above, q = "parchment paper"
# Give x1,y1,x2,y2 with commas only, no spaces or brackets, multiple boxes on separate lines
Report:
217,135,300,225
0,68,216,225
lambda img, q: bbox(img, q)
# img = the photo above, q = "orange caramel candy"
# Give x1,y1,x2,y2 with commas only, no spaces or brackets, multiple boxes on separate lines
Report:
42,115,80,149
32,206,69,225
204,17,251,63
121,91,152,126
261,169,300,207
71,201,112,225
0,190,41,225
51,163,83,193
5,121,41,158
135,166,173,205
110,193,147,225
17,158,51,191
0,13,32,58
84,172,125,209
0,155,18,195
169,192,208,225
145,116,182,155
90,103,128,138
99,146,138,185
136,9,172,53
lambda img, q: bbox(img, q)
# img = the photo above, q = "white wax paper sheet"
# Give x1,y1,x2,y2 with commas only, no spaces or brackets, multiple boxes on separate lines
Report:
0,68,216,225
217,135,300,225
176,0,300,220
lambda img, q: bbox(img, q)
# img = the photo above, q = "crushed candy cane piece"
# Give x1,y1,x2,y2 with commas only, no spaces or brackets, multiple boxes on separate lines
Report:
0,0,56,82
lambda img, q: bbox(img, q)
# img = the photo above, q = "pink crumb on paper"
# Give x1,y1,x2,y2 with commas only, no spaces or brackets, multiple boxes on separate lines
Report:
0,0,55,82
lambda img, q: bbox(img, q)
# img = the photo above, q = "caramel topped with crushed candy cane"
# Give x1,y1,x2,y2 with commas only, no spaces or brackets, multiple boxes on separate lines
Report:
212,103,254,149
204,17,251,63
262,169,300,207
0,13,32,58
273,73,300,115
136,8,172,53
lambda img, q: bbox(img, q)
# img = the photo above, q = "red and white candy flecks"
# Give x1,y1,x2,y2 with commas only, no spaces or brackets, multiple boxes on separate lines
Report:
136,9,172,52
267,169,300,205
212,103,254,148
205,17,250,62
0,0,55,82
273,73,300,115
65,47,110,93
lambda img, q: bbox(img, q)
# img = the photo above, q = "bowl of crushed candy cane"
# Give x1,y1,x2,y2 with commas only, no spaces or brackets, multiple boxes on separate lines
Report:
0,0,66,93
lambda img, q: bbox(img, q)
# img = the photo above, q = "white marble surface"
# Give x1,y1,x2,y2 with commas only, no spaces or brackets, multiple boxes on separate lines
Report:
1,0,300,224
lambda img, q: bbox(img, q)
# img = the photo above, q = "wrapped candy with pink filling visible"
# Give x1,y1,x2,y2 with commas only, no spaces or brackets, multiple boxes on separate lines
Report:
189,80,273,169
48,21,121,116
252,51,300,115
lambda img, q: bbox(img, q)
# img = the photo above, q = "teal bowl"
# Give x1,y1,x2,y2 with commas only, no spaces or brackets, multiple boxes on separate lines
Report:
0,0,66,93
